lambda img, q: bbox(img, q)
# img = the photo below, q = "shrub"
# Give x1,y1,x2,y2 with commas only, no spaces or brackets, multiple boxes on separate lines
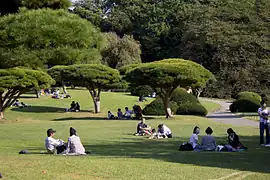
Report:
171,88,199,104
177,103,208,116
142,98,178,115
130,85,153,96
230,99,260,113
236,91,261,102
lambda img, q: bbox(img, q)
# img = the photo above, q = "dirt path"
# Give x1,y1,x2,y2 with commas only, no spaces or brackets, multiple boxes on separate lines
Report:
205,99,258,127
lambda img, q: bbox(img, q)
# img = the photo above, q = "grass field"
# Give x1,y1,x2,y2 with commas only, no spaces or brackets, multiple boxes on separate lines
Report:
237,112,258,121
0,90,269,180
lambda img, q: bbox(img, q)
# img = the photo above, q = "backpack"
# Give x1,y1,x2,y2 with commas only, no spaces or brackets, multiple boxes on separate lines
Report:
179,142,193,151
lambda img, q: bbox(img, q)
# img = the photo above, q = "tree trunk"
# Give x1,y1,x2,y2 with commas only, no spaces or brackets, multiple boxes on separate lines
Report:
35,89,40,98
62,81,67,94
0,111,3,120
162,97,172,119
93,98,100,113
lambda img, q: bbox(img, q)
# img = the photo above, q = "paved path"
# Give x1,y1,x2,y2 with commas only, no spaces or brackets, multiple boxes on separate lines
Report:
205,99,258,127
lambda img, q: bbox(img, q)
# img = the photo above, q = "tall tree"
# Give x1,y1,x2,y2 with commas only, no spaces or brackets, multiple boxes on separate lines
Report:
0,68,54,119
56,64,121,113
0,8,105,69
102,32,141,69
124,59,214,118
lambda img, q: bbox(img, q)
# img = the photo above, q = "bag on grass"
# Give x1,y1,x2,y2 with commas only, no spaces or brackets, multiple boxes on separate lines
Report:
179,142,193,151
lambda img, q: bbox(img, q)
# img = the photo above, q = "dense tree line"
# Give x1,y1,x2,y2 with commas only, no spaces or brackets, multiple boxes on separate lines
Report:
72,0,270,98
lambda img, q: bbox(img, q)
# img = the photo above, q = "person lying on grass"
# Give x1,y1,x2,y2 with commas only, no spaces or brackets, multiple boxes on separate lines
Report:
66,127,86,155
157,124,172,138
45,128,66,154
134,118,151,136
200,127,216,151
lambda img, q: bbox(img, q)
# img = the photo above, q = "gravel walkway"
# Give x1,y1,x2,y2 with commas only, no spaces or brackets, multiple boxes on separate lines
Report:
205,99,258,128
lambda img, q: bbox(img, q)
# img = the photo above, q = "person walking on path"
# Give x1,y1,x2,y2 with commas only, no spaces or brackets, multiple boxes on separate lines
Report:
258,102,270,145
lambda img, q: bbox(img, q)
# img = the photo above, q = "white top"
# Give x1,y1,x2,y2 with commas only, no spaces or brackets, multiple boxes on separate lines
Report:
258,107,269,123
190,134,199,149
66,135,85,155
125,110,132,117
158,125,171,136
45,137,62,151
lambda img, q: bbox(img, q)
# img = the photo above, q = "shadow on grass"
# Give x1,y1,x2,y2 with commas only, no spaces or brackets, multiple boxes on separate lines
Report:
85,135,270,174
11,106,90,113
53,116,157,121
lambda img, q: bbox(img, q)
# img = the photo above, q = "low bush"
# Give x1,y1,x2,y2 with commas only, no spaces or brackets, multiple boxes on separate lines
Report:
236,91,261,102
142,98,178,115
130,85,153,96
177,103,208,116
171,88,199,104
230,98,260,113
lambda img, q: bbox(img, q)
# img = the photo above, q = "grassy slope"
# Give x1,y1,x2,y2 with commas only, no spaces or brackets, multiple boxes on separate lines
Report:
0,90,268,180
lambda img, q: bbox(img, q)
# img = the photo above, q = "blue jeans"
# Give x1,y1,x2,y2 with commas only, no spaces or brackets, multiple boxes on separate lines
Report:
260,122,270,144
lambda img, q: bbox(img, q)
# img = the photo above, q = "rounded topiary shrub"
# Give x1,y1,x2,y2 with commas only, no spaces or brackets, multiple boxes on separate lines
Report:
171,88,199,104
130,85,153,96
142,98,178,115
230,98,260,113
176,103,208,116
236,91,261,102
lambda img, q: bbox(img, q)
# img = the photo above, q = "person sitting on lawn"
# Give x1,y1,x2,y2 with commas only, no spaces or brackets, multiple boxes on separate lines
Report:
117,108,123,119
134,118,151,136
13,100,21,107
133,105,143,120
66,127,86,155
68,101,76,112
107,111,115,119
190,126,200,150
227,128,247,150
124,107,132,119
138,95,147,102
157,124,172,138
75,102,80,112
201,127,216,151
45,128,66,154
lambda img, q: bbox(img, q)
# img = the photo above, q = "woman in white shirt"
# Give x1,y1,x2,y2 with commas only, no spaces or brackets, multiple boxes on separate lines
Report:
66,127,86,155
157,124,172,138
189,126,200,149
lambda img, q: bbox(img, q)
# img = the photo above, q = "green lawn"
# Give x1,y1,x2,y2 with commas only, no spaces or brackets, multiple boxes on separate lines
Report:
237,112,259,121
0,90,269,180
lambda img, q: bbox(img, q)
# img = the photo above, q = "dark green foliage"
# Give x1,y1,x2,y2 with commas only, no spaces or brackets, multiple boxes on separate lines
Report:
58,64,121,113
0,68,54,117
171,88,199,105
176,103,207,116
230,99,261,113
142,98,178,116
21,0,70,9
101,32,141,69
143,88,207,116
125,59,213,117
236,92,261,102
130,85,153,97
0,8,105,69
230,91,261,112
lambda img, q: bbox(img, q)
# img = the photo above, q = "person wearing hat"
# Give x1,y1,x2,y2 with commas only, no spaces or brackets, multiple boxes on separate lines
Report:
66,127,86,155
45,128,66,154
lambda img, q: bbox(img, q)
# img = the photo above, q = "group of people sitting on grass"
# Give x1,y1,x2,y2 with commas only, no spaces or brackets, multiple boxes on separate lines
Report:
134,118,172,139
107,105,143,120
45,127,88,155
44,88,71,99
179,126,247,152
12,100,30,108
65,101,80,112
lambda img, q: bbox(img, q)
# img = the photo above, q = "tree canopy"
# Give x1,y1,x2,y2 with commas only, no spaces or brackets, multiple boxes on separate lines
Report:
0,8,105,69
54,64,121,113
102,32,141,69
0,68,54,119
124,58,214,118
74,0,270,98
21,0,71,9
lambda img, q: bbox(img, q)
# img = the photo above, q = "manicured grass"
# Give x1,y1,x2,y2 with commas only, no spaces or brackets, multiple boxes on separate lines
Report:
0,90,269,180
199,100,221,113
237,112,258,121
